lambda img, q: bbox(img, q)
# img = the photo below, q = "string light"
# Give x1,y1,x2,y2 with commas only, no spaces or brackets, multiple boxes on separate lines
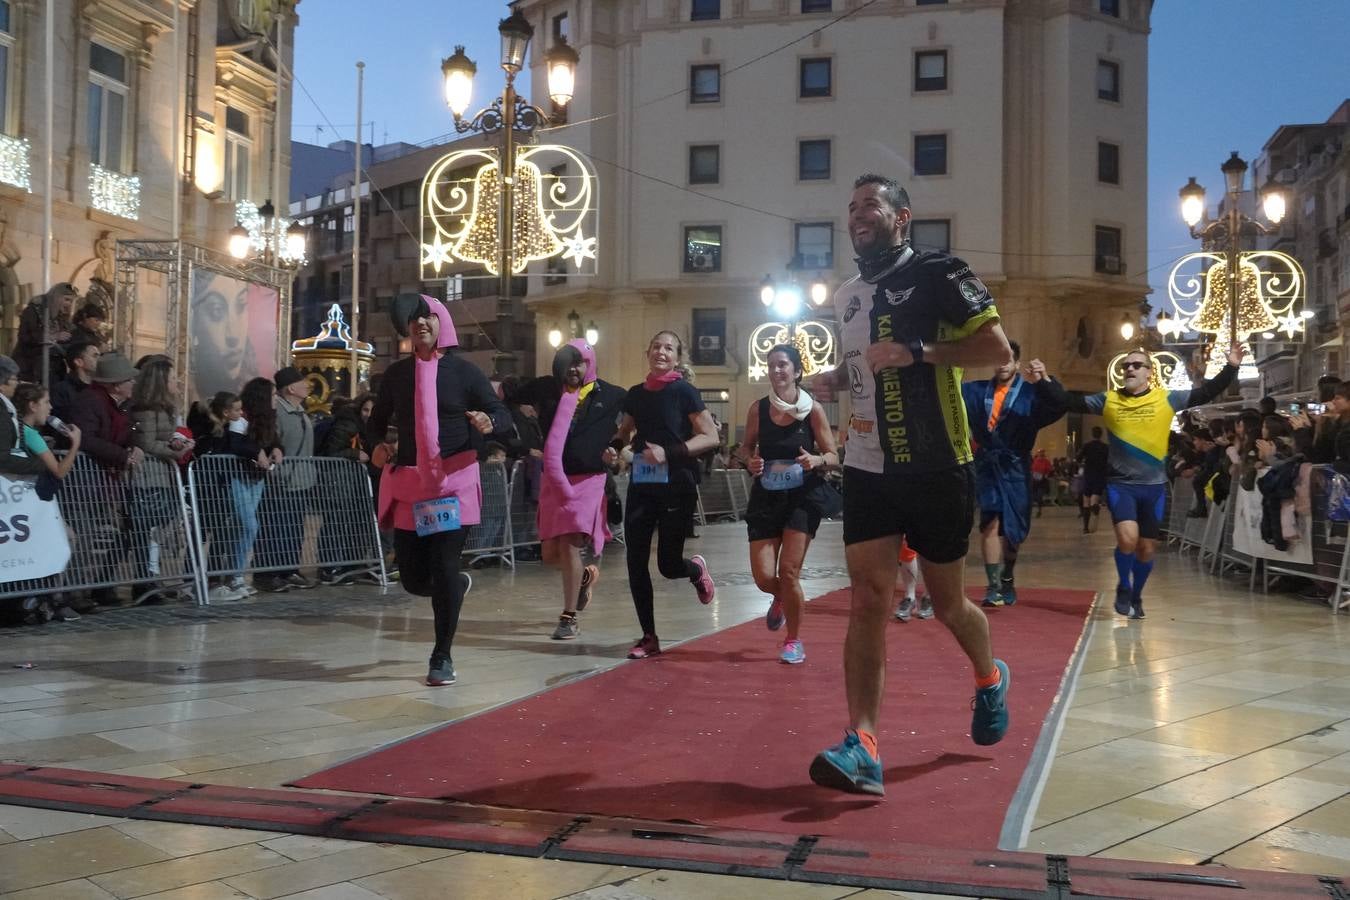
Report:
0,135,32,192
89,163,141,220
1166,250,1305,344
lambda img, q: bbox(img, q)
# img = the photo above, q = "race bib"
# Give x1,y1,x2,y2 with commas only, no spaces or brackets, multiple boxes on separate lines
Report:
413,496,461,536
762,460,805,491
632,460,669,484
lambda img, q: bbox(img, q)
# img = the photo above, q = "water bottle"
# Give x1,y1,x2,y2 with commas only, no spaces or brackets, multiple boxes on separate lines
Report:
46,416,71,436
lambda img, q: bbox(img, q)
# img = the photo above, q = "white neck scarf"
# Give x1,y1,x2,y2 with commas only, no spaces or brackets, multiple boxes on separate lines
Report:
769,385,813,422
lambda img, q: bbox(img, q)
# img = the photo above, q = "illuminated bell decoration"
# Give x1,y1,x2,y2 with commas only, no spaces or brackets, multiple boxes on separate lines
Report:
421,144,599,281
452,158,562,274
1190,257,1276,335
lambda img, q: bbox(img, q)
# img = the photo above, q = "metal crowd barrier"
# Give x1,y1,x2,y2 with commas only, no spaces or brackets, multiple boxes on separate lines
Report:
1168,468,1348,613
696,468,747,523
0,455,201,605
508,459,540,552
610,471,629,545
463,461,514,568
186,455,385,605
1257,466,1349,614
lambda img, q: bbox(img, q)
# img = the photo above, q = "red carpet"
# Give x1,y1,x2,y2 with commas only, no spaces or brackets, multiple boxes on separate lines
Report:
294,586,1095,850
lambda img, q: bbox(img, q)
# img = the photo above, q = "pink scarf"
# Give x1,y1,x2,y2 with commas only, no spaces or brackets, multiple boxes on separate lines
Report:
537,339,610,555
377,295,482,532
643,368,682,391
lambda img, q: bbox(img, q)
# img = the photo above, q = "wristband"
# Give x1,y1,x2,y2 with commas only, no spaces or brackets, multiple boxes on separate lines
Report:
664,441,689,462
907,339,925,366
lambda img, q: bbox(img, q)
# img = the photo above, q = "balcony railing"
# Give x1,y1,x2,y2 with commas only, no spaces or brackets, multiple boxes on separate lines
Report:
89,163,141,220
0,134,31,192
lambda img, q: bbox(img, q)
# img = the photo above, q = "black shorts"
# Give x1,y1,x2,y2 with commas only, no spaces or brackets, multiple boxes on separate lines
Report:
745,481,825,542
1083,474,1108,496
842,465,975,563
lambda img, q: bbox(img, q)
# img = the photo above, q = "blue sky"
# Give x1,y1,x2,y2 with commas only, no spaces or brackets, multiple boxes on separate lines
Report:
292,1,1350,297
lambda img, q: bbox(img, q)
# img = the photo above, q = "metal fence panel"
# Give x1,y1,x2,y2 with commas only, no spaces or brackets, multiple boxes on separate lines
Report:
0,455,201,604
187,455,385,604
464,461,513,567
508,459,540,550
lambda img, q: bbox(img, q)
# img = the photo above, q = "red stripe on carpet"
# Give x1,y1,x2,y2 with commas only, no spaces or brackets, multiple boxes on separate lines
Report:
294,586,1095,850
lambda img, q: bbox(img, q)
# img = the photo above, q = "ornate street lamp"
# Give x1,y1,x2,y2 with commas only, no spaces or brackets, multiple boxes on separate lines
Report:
749,268,836,380
228,199,307,269
439,6,580,377
1161,151,1304,379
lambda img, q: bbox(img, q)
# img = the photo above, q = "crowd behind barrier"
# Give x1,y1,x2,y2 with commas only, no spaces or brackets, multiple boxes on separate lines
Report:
1162,466,1350,614
1,455,387,610
186,455,386,601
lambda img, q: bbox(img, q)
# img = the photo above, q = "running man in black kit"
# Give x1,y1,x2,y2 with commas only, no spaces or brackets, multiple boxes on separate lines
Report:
809,174,1016,796
1077,426,1109,534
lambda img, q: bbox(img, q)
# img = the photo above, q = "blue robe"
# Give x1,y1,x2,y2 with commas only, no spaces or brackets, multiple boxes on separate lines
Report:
962,375,1065,546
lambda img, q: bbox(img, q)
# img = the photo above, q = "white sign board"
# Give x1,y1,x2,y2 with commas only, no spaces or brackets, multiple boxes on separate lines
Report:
1231,483,1313,565
0,475,71,582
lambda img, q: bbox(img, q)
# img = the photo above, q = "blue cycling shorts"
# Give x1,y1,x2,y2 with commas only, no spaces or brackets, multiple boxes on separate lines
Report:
1106,482,1166,540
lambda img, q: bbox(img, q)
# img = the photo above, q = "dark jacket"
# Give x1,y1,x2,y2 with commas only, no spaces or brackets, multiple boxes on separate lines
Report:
1257,455,1304,551
365,351,512,466
536,377,627,476
319,405,366,461
50,375,90,422
69,384,134,471
0,397,47,477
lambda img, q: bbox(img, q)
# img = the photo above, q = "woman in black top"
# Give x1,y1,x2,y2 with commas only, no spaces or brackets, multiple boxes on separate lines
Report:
741,344,838,665
366,294,511,687
614,330,720,659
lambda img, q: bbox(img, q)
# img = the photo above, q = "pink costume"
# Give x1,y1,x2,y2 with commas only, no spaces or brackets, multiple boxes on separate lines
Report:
377,295,483,532
537,339,610,556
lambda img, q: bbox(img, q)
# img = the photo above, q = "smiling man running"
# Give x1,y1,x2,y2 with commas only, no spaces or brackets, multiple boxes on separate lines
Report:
809,174,1016,796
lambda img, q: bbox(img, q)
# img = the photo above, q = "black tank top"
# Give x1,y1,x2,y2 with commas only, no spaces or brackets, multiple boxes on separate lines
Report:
757,396,816,462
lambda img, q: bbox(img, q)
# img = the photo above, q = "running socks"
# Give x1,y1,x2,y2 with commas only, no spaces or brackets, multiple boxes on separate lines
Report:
1114,548,1134,590
1131,557,1154,598
975,666,1003,689
984,563,1002,590
855,728,880,760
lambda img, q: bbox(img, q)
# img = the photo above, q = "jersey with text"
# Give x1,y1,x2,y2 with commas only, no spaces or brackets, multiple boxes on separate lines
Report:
834,248,1000,475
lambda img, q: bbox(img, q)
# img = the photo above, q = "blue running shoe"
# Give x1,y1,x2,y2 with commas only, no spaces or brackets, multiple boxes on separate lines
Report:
780,639,805,664
982,586,1004,608
809,730,884,795
971,659,1011,746
999,580,1018,607
1113,585,1131,617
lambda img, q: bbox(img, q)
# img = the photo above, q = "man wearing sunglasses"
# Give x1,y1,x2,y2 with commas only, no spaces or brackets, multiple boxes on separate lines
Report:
1039,344,1241,619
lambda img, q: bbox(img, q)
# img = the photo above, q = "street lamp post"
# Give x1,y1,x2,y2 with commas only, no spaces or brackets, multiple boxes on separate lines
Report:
441,7,580,377
228,199,307,268
1176,151,1288,351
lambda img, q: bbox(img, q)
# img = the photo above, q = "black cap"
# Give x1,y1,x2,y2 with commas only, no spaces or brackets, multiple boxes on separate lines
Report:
274,366,304,390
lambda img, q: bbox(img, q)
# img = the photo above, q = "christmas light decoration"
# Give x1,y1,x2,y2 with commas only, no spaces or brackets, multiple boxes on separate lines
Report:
291,303,375,354
420,144,598,280
89,163,141,220
1164,250,1305,348
747,320,836,381
0,134,32,192
234,200,307,267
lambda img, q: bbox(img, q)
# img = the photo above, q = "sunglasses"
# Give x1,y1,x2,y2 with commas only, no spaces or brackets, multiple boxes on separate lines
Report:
1121,361,1151,372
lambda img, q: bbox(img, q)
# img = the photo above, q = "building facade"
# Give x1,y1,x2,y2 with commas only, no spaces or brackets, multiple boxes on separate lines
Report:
1253,100,1349,393
501,0,1151,449
0,0,297,359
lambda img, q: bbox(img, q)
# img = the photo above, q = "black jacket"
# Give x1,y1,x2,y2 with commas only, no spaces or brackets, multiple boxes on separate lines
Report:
1257,455,1304,552
536,377,627,476
365,352,511,465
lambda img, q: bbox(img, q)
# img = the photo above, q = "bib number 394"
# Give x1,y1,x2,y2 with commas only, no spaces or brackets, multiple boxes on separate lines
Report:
762,460,805,491
413,496,461,536
632,461,669,484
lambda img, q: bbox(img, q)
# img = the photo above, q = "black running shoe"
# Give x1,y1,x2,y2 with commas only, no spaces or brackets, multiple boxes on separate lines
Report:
1113,585,1132,617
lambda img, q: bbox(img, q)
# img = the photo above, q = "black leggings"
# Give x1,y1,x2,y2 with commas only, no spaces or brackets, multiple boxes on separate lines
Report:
394,527,469,661
624,486,700,636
